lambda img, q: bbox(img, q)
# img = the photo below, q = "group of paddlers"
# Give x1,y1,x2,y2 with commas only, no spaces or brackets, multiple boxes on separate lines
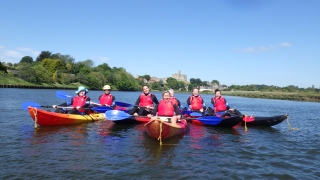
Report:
52,84,240,125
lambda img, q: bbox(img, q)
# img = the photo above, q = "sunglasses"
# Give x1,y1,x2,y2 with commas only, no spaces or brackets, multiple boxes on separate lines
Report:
104,89,110,91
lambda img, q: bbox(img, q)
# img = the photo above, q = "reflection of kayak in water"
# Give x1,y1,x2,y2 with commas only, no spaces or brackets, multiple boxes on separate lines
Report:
144,119,188,143
241,115,288,127
27,107,105,126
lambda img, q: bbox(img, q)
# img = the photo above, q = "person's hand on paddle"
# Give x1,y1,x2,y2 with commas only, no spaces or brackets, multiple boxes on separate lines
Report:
200,108,204,113
147,114,152,118
76,106,81,110
52,105,57,109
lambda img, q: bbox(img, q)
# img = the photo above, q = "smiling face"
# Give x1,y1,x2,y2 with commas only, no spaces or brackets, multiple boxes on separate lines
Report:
215,91,221,97
78,90,86,97
162,92,171,101
142,86,149,94
192,88,199,96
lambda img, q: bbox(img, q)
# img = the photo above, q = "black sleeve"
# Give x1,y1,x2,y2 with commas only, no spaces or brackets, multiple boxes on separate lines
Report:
211,98,215,105
112,96,115,102
186,97,191,105
173,105,181,115
177,99,181,108
98,95,102,101
152,94,159,104
58,102,68,107
59,97,74,106
134,96,140,106
82,97,91,108
152,104,159,116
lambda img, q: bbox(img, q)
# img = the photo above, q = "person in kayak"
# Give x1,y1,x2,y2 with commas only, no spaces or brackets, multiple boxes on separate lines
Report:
151,91,181,126
98,85,115,107
208,89,241,116
168,89,181,108
186,88,205,113
128,85,159,117
53,86,91,114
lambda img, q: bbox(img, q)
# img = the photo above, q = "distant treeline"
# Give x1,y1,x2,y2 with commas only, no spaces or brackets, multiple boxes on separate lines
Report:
1,50,319,93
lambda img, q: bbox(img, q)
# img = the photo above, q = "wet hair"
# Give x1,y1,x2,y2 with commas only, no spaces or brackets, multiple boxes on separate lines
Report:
193,88,199,91
215,89,221,94
142,85,149,90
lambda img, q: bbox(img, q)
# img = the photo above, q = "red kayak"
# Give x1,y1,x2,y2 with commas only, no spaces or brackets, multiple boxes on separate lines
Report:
145,119,187,143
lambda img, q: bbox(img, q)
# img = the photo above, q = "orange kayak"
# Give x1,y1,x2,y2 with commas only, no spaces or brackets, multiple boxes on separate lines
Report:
145,119,187,141
27,107,106,126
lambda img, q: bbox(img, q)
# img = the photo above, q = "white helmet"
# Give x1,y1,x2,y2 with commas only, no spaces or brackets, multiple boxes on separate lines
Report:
103,85,111,90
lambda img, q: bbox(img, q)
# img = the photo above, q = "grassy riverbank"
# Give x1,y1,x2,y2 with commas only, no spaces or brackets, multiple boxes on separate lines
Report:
0,74,80,89
222,91,320,102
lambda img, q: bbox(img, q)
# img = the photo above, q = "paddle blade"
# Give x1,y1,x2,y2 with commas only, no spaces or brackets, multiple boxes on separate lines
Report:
22,102,41,110
56,91,72,100
114,101,133,107
181,110,192,115
190,112,202,117
197,116,222,125
105,110,131,121
91,106,113,113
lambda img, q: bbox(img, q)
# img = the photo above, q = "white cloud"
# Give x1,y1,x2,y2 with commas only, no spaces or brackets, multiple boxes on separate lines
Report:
17,47,40,56
236,44,279,53
3,50,23,59
0,45,39,63
281,42,292,47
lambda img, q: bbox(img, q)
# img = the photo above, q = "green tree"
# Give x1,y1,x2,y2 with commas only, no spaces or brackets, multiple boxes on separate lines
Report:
0,62,8,75
144,75,151,81
36,51,52,62
33,63,53,83
190,78,202,86
211,80,219,85
151,81,161,90
17,63,38,82
96,63,111,71
20,56,34,64
40,58,66,73
166,77,179,90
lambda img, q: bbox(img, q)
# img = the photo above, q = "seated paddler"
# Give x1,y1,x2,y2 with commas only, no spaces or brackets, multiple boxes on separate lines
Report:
186,88,205,114
151,91,181,126
207,89,241,116
53,86,91,114
128,85,159,117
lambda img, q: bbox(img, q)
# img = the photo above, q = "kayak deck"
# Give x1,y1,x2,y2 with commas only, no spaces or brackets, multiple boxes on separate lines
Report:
28,107,106,126
145,119,187,141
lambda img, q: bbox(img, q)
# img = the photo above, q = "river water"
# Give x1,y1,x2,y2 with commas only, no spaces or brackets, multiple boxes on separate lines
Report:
0,88,319,179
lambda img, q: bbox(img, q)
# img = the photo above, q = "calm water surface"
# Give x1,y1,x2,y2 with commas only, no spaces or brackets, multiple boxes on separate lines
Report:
1,88,320,179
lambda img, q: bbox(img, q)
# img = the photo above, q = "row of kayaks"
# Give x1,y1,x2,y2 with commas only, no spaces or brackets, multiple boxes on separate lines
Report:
27,106,288,142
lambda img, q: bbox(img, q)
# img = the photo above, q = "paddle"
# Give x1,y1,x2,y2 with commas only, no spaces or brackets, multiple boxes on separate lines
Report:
114,101,151,110
22,101,112,112
196,116,223,125
105,110,132,121
115,101,133,107
56,91,72,100
190,112,202,117
181,110,202,117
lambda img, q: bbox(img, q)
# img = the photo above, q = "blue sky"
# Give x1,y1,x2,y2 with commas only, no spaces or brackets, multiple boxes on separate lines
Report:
1,0,319,88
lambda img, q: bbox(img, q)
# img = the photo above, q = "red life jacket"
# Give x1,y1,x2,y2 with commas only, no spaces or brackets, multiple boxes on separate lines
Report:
157,100,175,116
170,97,178,106
99,93,113,106
72,96,88,108
212,96,227,112
139,93,153,107
190,95,203,110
